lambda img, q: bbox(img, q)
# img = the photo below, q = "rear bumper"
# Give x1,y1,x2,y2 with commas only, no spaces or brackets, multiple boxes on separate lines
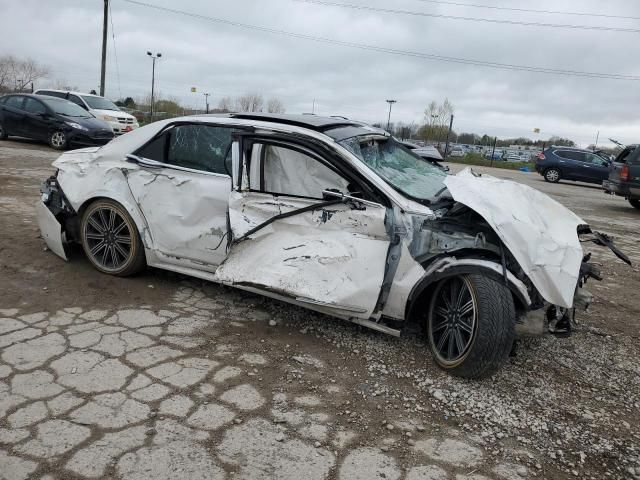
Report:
603,179,629,196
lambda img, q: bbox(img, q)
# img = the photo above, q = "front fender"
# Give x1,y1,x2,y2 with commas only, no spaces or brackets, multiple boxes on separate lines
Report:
405,257,532,321
56,165,153,249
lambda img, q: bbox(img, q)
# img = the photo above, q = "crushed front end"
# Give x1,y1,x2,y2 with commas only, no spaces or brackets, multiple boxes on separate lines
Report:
37,173,78,260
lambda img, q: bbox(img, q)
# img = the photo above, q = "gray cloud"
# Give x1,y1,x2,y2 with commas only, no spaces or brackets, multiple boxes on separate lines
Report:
2,0,639,146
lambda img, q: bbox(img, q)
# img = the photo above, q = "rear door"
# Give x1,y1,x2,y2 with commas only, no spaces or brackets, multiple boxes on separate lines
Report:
609,146,636,186
555,150,585,180
214,136,391,319
1,96,26,135
125,122,234,270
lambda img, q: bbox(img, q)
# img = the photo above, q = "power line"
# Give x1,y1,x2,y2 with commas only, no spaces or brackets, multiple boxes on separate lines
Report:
408,0,640,21
292,0,640,34
122,0,640,81
109,0,123,99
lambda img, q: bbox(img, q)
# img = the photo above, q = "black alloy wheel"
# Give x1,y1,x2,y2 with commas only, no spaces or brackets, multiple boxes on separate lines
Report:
428,276,478,366
81,199,145,276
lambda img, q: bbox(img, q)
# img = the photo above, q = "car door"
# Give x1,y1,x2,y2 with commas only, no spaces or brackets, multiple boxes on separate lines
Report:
22,97,51,141
583,153,611,184
214,136,391,319
555,150,584,180
1,96,26,135
125,122,234,270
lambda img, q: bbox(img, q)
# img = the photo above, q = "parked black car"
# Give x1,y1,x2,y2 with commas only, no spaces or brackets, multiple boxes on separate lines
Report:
603,144,640,209
535,146,611,185
0,94,114,150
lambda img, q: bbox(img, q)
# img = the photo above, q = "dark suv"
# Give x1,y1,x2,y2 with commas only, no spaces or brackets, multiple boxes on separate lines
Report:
603,144,640,209
535,147,611,184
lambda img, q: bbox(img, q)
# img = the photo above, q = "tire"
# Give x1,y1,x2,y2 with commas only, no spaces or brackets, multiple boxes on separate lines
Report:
48,130,68,150
0,123,7,140
544,168,561,183
80,199,146,276
427,274,515,379
630,199,640,210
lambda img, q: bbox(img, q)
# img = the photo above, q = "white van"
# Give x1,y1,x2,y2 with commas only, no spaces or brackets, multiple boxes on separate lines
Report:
34,89,139,135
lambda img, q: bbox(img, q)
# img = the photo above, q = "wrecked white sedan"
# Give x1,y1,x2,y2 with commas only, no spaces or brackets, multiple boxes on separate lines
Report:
36,114,629,378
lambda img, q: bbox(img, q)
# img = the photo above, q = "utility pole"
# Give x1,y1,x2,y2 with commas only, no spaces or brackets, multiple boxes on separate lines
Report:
443,114,454,160
203,93,210,114
312,98,315,114
100,0,108,96
490,136,497,167
594,130,600,150
386,99,396,132
147,52,162,120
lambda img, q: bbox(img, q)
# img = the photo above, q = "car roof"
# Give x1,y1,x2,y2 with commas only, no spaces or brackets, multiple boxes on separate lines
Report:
227,113,362,132
35,88,100,98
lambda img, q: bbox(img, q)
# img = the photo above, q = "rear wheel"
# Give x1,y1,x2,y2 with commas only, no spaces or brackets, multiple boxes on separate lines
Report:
630,199,640,210
544,168,561,183
0,123,7,140
427,274,515,378
80,199,146,276
48,130,68,150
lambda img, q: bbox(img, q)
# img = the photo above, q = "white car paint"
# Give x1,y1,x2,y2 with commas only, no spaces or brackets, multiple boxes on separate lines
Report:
37,115,594,329
445,169,584,308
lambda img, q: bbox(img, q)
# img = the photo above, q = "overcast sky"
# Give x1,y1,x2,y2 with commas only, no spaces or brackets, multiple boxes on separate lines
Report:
2,0,640,146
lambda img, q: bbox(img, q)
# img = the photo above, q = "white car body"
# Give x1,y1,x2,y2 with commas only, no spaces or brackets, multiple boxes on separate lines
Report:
36,114,619,376
33,89,139,135
449,147,465,158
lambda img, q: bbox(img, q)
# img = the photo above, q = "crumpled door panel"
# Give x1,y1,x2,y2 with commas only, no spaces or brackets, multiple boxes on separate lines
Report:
215,191,390,318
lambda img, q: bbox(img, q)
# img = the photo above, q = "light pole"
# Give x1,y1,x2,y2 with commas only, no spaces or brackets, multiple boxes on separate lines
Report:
386,99,396,132
203,93,210,114
147,51,162,119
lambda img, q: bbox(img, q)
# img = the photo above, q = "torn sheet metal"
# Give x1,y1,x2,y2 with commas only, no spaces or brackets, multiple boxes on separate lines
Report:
125,169,230,268
215,193,390,319
444,169,584,308
35,201,68,261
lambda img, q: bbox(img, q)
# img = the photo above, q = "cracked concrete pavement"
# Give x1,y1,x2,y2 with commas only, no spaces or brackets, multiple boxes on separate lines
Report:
1,140,639,479
0,294,519,480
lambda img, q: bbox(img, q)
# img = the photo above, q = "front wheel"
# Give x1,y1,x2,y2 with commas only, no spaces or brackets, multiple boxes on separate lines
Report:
0,123,7,140
48,130,68,150
427,274,515,378
80,199,146,276
630,199,640,210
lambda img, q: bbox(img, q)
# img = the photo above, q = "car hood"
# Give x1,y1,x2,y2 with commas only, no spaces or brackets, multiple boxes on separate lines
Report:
444,168,584,308
92,109,136,120
60,115,112,131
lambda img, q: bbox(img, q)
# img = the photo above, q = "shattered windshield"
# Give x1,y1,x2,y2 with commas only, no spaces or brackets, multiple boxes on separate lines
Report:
339,136,447,202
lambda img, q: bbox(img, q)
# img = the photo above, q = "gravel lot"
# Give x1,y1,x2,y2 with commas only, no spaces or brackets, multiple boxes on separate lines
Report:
1,139,639,480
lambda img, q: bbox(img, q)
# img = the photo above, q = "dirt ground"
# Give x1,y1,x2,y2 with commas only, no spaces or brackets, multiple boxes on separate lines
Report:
0,139,639,480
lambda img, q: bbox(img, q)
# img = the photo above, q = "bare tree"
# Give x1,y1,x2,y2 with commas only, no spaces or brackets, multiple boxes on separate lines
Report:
0,55,49,93
421,98,454,142
236,93,263,112
267,97,285,114
52,78,79,91
218,96,234,112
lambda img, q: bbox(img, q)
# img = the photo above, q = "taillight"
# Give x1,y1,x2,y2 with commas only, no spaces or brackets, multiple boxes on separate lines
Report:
537,152,546,161
621,164,630,182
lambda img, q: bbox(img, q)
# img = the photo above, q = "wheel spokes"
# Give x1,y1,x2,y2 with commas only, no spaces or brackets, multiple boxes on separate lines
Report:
88,217,105,234
430,277,477,363
86,207,133,270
